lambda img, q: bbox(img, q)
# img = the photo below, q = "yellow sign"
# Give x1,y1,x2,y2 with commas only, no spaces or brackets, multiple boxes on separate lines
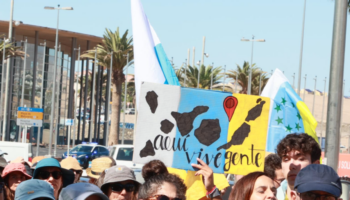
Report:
17,111,43,120
224,94,270,175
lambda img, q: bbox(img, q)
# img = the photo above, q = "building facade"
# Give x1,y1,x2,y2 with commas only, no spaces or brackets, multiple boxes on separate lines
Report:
0,20,104,145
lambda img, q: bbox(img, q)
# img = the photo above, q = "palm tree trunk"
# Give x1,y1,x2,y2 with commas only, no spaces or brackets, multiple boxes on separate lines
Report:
108,72,123,145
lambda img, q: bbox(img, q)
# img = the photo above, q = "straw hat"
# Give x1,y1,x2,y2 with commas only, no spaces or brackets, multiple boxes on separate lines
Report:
86,157,114,179
60,157,82,171
32,156,45,165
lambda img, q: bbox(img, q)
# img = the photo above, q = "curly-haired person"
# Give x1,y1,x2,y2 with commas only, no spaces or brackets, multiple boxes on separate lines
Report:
275,133,321,200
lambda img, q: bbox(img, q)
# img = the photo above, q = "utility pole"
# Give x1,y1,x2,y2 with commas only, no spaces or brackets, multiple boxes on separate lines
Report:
297,0,307,96
303,74,307,101
192,47,195,68
184,59,187,87
325,0,348,171
312,76,317,115
89,48,97,143
2,0,14,141
122,53,129,144
320,77,327,150
210,62,214,90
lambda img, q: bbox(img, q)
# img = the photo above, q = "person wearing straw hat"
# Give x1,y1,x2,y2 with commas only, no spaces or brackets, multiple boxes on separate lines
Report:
32,158,74,200
86,157,115,185
1,163,32,200
59,182,109,200
100,166,140,200
60,157,83,183
14,179,55,200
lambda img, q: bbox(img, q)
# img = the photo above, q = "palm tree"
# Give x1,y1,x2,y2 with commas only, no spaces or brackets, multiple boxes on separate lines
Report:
81,28,133,145
176,64,223,89
226,61,269,95
0,36,26,61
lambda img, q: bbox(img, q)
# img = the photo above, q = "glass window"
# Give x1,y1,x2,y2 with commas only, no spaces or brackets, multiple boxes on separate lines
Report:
71,145,93,153
116,147,133,161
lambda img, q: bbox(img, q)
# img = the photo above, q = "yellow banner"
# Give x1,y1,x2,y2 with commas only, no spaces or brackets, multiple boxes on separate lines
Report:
17,111,43,120
224,94,270,175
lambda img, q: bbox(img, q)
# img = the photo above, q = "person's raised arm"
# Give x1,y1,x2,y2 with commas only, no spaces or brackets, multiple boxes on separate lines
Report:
191,158,222,200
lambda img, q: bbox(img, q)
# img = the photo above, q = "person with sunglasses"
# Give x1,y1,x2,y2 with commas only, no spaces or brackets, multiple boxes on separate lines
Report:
290,164,341,200
1,163,32,200
60,157,83,183
100,165,140,200
32,158,74,200
15,179,55,200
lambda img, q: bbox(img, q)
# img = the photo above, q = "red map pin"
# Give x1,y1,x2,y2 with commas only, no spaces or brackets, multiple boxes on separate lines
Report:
223,96,238,121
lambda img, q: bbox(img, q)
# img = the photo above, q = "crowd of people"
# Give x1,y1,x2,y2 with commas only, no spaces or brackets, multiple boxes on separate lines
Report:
0,133,343,200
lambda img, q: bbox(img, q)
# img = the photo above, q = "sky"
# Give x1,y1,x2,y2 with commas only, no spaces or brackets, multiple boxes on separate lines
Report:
0,0,348,95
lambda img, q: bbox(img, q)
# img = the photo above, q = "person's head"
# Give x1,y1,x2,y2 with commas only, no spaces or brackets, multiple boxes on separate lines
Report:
86,157,115,186
60,157,83,183
15,179,55,200
229,172,276,200
138,173,187,200
1,163,32,192
59,182,109,200
264,154,284,188
33,158,74,199
291,164,341,200
142,160,168,182
101,166,140,200
276,133,321,189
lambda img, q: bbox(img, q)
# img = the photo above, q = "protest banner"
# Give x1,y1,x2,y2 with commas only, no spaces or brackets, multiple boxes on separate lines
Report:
133,82,270,175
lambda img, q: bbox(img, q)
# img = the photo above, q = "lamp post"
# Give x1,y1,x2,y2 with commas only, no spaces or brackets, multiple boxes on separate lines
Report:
20,38,28,143
241,36,265,95
72,46,80,147
89,48,97,143
2,0,14,141
105,51,113,145
44,4,73,156
122,53,129,144
303,74,307,101
0,37,7,141
197,60,201,88
259,68,262,95
312,76,317,115
210,62,214,90
36,41,46,156
297,0,307,96
184,59,187,87
222,65,226,91
292,73,295,90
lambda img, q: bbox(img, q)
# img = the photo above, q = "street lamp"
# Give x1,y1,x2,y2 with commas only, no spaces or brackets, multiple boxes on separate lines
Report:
297,0,307,96
241,36,265,95
197,60,201,88
45,4,73,156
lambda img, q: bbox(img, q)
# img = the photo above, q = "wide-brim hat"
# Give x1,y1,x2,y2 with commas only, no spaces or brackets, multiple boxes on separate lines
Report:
60,157,82,171
33,158,74,187
59,183,109,200
15,179,55,200
101,165,140,192
86,157,114,179
2,163,32,179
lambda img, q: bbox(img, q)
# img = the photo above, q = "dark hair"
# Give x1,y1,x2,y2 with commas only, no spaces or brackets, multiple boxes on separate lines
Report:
142,160,168,181
276,133,321,163
138,173,187,200
229,172,267,200
264,154,282,180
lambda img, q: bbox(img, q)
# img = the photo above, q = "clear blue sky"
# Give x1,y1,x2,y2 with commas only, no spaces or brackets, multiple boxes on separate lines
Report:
1,0,349,95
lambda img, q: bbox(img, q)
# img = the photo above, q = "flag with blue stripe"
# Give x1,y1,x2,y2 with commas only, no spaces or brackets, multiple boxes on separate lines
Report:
261,69,318,152
131,0,180,107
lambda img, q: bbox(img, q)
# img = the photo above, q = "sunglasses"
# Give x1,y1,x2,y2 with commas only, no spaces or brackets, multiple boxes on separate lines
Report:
110,183,135,193
70,169,82,175
38,171,62,180
147,195,182,200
